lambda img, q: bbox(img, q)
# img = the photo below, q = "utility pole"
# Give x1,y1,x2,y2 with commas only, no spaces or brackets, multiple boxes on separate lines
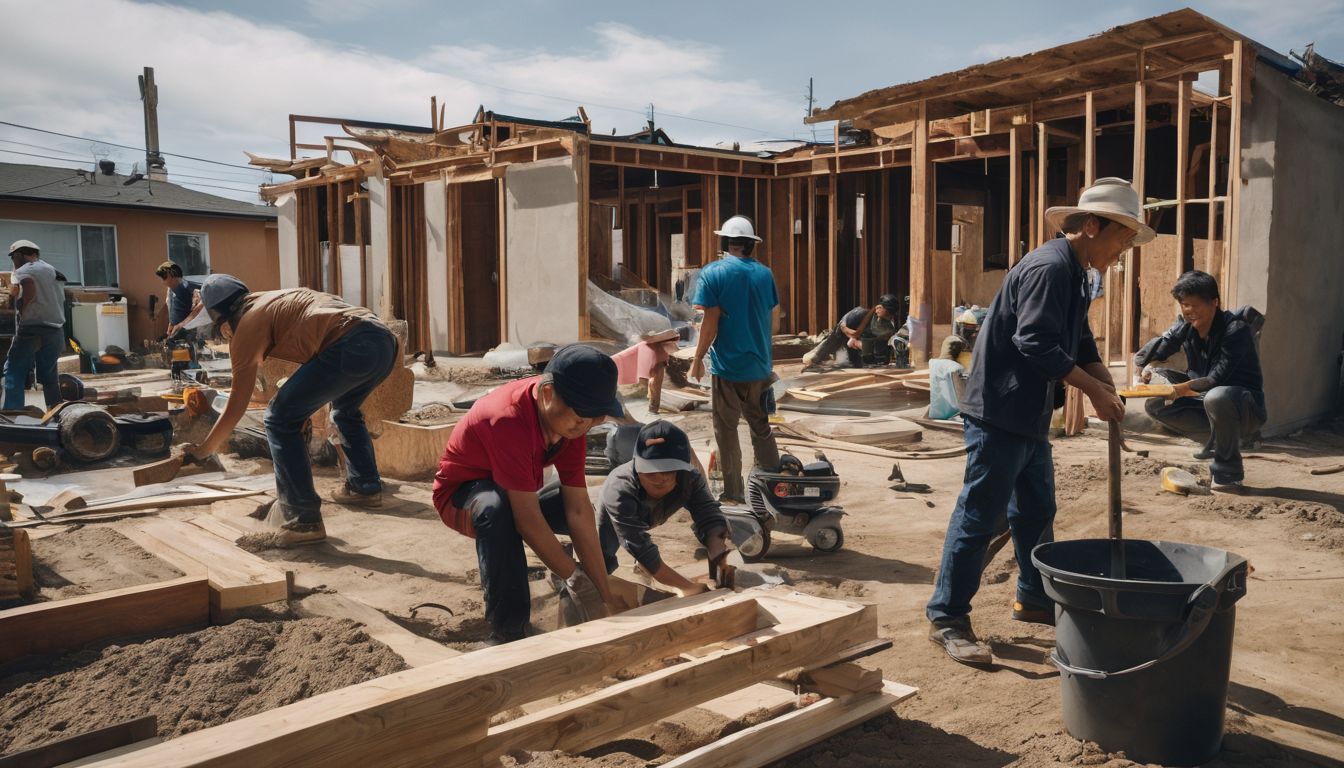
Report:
138,66,167,181
806,78,817,142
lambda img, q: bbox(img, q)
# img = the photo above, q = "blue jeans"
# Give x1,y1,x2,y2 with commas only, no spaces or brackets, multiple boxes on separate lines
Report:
3,325,64,410
927,416,1056,624
265,322,397,527
456,479,619,641
1145,385,1265,484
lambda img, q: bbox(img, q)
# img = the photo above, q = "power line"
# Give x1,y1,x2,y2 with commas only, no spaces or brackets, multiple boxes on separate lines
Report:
0,174,86,196
0,120,269,172
170,180,264,196
0,148,96,165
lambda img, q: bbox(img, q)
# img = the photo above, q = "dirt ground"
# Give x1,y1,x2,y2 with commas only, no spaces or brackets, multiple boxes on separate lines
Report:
4,364,1342,766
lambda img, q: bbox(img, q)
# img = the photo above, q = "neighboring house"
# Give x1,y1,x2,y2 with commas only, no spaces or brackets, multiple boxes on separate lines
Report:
0,161,279,345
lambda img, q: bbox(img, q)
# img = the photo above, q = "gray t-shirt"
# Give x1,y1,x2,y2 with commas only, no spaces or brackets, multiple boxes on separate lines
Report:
14,259,66,328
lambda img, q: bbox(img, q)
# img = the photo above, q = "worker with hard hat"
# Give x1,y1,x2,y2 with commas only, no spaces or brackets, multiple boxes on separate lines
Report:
802,293,903,369
4,240,67,410
185,275,398,546
689,215,782,504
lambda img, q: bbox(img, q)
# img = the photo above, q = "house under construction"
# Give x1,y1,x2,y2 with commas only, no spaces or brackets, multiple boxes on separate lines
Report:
253,8,1344,435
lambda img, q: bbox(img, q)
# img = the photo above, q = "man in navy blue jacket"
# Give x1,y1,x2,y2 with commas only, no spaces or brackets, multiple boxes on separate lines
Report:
927,179,1143,667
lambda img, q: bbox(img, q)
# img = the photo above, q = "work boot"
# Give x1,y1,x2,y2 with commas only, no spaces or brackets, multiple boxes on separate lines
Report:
331,483,383,508
1193,447,1215,460
1011,600,1055,626
272,522,327,547
929,619,993,667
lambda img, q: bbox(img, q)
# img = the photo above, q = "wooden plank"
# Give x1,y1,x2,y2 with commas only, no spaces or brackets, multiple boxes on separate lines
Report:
1125,74,1146,386
78,592,764,768
126,519,288,616
372,420,456,480
909,100,933,363
1207,102,1220,272
805,662,884,697
67,489,267,517
1226,39,1244,305
1008,126,1021,266
662,680,918,768
1175,78,1190,275
1036,123,1048,245
477,592,876,762
827,174,838,326
0,717,157,768
0,576,208,665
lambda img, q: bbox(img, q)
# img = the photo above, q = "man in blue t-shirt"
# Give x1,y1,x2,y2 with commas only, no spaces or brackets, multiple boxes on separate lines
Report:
155,261,203,337
689,215,781,503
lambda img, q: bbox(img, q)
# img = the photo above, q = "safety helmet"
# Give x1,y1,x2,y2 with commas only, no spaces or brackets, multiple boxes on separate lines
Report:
200,274,250,314
957,308,979,326
713,215,761,242
8,239,39,256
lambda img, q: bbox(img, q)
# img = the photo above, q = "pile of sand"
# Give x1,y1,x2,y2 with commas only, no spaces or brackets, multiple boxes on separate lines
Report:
0,617,406,755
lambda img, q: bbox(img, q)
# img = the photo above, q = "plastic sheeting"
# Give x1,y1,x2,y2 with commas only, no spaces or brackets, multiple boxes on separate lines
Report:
587,279,673,346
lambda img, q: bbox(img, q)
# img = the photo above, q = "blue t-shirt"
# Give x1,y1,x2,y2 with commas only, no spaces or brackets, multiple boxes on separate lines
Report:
168,279,200,325
692,254,778,382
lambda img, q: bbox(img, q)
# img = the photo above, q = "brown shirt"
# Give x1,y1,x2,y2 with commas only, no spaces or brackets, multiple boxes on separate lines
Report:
230,288,380,366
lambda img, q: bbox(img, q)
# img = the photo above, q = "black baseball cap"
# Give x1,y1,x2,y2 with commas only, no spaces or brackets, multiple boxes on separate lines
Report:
634,420,696,474
878,293,901,314
542,344,625,419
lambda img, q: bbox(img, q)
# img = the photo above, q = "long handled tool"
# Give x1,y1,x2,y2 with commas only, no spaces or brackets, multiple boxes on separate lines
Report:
132,449,224,486
1108,420,1126,579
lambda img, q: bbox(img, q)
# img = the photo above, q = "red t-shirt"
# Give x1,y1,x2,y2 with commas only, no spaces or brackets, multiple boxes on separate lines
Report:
432,377,586,537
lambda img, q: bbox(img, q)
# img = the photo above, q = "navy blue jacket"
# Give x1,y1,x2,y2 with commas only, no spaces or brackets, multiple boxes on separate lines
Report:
1135,309,1266,410
960,238,1101,439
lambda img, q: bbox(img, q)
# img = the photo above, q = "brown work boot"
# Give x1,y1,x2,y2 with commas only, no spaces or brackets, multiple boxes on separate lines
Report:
929,619,993,667
1011,600,1056,626
331,484,383,508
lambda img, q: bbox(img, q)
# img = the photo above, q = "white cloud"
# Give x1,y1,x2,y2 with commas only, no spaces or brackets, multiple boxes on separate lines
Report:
0,1,798,202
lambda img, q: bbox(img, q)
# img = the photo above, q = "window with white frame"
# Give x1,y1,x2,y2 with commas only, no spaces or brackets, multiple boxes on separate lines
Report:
166,232,209,279
0,219,118,286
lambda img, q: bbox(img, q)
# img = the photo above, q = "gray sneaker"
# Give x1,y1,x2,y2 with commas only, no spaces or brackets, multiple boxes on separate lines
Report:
929,620,993,667
331,484,383,508
1193,447,1215,460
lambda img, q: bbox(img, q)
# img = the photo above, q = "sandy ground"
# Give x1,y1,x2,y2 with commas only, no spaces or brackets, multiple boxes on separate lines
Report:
4,364,1342,766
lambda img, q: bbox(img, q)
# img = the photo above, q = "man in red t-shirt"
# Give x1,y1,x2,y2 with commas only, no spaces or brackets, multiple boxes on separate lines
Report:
433,345,626,644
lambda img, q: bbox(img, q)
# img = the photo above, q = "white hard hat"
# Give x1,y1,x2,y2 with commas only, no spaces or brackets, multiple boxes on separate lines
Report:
200,274,250,314
713,215,761,242
8,240,39,255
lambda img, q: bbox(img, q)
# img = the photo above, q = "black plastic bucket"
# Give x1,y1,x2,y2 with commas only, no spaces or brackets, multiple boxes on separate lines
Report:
1032,539,1249,766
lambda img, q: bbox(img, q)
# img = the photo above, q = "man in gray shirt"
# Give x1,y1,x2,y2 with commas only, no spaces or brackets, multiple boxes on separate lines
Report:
598,420,733,595
4,240,66,410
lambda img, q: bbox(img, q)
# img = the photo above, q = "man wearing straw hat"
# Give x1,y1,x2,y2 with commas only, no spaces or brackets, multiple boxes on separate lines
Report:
927,178,1148,667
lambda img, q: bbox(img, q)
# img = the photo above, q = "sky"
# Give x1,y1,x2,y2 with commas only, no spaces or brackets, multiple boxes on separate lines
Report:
2,0,1340,202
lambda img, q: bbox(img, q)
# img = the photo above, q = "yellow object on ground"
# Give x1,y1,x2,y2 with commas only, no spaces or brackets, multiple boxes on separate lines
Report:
1118,383,1176,398
1161,467,1202,495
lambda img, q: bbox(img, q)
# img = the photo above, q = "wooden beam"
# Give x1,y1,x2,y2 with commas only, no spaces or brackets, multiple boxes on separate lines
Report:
662,681,918,768
1126,75,1147,386
1226,39,1245,306
0,576,208,665
0,716,159,768
909,100,933,363
1175,78,1191,275
497,177,508,344
476,592,876,763
807,176,817,332
1036,122,1048,245
78,592,763,768
1008,126,1021,266
1207,102,1220,273
827,176,838,324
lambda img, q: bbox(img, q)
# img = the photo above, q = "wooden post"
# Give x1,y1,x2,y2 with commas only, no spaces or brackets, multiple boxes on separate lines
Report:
1036,122,1048,245
1207,102,1220,273
827,175,838,324
807,176,817,333
497,177,508,344
880,172,891,293
1226,39,1245,306
1176,79,1191,275
1125,77,1147,385
576,139,590,338
1008,126,1021,267
909,100,934,363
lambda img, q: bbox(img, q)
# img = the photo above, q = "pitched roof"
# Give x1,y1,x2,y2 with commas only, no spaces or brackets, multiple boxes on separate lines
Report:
0,162,276,220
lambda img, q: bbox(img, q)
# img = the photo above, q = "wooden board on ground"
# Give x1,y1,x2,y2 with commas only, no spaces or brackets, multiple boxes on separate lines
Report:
662,680,918,768
0,526,33,601
788,415,922,447
372,420,455,480
0,576,208,665
120,518,288,620
0,716,157,768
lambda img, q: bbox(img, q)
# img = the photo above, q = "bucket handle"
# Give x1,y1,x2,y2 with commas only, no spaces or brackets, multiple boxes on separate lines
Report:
1049,584,1218,680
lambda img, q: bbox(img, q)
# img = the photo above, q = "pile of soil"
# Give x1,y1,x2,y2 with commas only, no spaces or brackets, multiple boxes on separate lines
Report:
1191,494,1344,549
27,527,183,604
400,402,459,426
0,617,406,755
1054,456,1207,502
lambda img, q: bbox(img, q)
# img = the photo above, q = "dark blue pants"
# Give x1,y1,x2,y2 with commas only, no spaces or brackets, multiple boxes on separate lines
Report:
265,322,397,527
3,325,63,410
927,416,1056,624
459,479,618,641
1145,385,1265,484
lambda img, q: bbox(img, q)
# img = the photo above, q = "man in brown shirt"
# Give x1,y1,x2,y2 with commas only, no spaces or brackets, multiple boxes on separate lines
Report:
186,275,398,546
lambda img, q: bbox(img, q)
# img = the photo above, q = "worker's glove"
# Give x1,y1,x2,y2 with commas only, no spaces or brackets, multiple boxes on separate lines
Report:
705,526,733,561
559,565,605,623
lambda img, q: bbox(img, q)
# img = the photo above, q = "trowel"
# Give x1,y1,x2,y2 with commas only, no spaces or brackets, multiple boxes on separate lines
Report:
132,449,225,487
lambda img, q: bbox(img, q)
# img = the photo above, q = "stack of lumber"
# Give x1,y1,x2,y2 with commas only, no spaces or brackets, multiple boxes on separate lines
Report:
784,369,930,410
784,414,922,449
6,476,272,528
74,588,916,768
0,524,32,600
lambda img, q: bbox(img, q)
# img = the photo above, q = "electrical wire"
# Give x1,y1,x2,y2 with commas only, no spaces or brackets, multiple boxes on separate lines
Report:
0,148,95,165
0,173,86,196
0,120,270,172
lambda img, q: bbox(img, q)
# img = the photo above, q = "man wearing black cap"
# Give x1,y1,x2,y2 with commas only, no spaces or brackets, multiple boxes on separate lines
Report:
803,294,903,369
433,344,626,644
598,420,733,595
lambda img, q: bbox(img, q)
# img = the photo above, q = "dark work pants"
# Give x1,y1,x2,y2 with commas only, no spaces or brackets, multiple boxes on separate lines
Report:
265,322,397,527
809,323,862,367
3,325,63,410
711,376,781,502
927,416,1056,624
1145,385,1265,484
457,479,619,641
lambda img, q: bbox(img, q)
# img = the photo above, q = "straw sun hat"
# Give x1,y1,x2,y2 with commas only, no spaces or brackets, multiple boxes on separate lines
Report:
1044,177,1155,245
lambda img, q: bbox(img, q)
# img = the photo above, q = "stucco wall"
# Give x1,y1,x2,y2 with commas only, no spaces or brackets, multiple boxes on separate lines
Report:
505,156,581,345
0,200,278,345
1237,59,1344,433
